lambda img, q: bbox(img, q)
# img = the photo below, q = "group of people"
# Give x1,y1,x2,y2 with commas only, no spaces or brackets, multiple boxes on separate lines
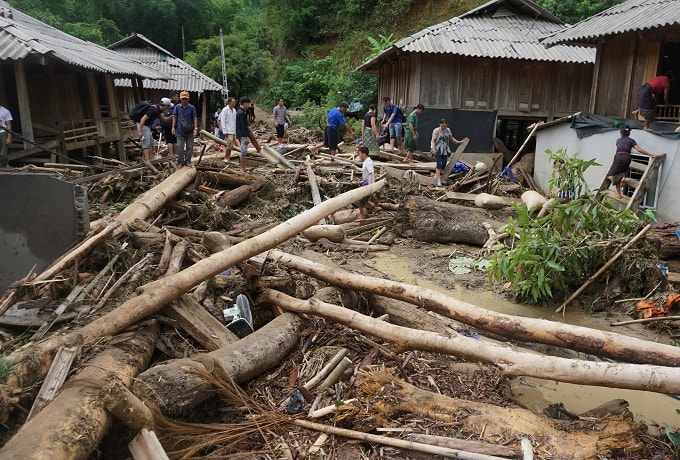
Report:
137,93,261,171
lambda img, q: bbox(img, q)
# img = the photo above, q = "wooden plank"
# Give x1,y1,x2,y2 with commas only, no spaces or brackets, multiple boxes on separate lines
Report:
373,161,436,170
26,345,80,421
442,137,470,180
163,295,238,350
306,157,326,225
129,428,170,460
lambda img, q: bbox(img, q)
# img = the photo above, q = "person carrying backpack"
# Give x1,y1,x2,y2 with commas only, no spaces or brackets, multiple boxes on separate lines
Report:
135,99,168,164
171,91,198,167
381,96,405,156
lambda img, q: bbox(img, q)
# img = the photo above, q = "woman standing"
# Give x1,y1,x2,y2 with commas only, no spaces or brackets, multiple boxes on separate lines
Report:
430,119,463,187
361,104,380,153
404,104,424,164
603,126,658,199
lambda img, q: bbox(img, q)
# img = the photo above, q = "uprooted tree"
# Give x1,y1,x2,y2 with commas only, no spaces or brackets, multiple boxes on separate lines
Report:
489,149,659,305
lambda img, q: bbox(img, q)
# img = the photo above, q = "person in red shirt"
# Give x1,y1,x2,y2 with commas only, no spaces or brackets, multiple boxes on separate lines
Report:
635,71,673,131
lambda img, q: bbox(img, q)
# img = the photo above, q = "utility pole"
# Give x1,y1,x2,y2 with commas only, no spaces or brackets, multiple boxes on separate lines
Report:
181,26,186,61
220,28,229,99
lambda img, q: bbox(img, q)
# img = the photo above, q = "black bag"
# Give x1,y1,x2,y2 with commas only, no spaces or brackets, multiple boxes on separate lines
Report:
129,100,152,123
179,115,194,135
397,105,406,121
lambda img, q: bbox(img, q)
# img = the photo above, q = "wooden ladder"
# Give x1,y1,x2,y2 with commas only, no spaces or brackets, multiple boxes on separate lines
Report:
598,154,665,210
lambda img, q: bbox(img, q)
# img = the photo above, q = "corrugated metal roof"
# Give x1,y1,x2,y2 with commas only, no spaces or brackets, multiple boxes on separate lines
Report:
109,34,222,92
542,0,680,47
0,1,167,79
358,0,594,70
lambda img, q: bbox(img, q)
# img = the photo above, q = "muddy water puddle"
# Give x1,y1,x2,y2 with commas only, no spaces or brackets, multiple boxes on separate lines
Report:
365,249,680,432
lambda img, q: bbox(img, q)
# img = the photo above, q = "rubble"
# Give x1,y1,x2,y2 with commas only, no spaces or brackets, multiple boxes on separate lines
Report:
0,133,677,459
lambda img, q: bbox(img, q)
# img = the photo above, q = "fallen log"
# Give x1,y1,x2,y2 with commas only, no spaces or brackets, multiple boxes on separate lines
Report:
0,180,386,409
217,184,252,208
0,322,159,460
266,250,680,367
302,225,347,243
259,288,680,394
204,170,257,187
134,312,303,416
395,196,511,245
360,369,644,459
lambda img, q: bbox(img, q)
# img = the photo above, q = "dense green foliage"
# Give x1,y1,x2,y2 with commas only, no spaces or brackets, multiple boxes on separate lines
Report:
6,0,624,122
534,0,622,24
488,149,656,305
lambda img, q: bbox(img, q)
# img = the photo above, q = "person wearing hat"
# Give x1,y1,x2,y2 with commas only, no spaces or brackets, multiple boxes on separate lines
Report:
158,97,176,158
171,91,198,167
311,101,355,156
601,126,659,199
138,98,169,163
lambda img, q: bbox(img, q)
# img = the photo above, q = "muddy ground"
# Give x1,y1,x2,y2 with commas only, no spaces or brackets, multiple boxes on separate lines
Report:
2,125,679,459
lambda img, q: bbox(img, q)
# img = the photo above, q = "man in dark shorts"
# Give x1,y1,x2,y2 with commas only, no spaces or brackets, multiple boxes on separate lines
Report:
311,101,355,156
635,71,673,131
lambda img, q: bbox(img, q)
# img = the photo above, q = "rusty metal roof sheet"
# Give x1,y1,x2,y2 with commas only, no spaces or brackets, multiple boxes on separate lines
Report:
358,0,594,70
108,34,222,93
542,0,680,47
0,2,166,79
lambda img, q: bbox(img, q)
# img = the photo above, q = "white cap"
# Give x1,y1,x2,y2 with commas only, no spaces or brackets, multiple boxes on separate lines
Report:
160,97,172,106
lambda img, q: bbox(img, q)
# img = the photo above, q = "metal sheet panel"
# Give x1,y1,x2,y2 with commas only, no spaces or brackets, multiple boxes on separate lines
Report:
0,1,168,79
543,0,680,47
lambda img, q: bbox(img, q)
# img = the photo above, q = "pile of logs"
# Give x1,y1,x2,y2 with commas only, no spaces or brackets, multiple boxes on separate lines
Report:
0,140,677,459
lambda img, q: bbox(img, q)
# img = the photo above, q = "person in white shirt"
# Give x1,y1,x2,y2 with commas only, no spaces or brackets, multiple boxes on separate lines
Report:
0,104,13,168
218,97,238,161
357,146,380,219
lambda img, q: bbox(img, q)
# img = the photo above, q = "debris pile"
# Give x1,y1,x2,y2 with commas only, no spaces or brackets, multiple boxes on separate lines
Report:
0,135,678,459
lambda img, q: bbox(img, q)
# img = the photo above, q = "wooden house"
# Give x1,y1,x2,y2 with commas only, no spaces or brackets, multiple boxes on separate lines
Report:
108,34,224,132
0,1,168,163
542,0,680,121
533,0,680,222
357,0,595,153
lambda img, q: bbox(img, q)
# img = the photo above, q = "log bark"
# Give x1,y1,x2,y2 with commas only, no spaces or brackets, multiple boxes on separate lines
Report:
265,250,680,367
134,312,303,416
395,196,512,245
204,170,257,187
102,380,155,431
360,369,643,459
0,322,159,460
259,288,680,394
302,225,347,243
217,184,251,208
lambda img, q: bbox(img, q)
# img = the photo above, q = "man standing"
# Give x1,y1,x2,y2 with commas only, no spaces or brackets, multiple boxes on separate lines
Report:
171,91,198,167
272,97,292,145
404,104,425,164
0,103,12,168
381,96,405,155
218,97,238,162
236,96,261,171
158,97,176,159
636,71,674,131
138,99,168,164
311,101,355,156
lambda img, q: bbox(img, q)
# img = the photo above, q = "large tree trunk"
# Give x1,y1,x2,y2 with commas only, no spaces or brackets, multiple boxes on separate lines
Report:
258,288,680,394
360,369,644,459
267,250,680,367
0,181,386,413
134,312,303,416
395,196,512,245
0,322,159,460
